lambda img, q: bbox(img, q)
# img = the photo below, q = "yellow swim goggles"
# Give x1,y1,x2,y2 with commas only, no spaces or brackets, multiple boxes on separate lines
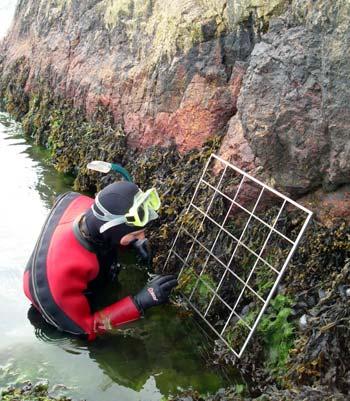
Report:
93,188,161,233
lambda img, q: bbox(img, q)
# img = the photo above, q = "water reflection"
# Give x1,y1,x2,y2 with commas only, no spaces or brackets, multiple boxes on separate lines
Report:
26,303,225,395
0,113,74,208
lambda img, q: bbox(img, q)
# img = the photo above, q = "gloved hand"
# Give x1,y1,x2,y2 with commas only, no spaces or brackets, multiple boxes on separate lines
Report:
133,274,178,313
131,238,153,269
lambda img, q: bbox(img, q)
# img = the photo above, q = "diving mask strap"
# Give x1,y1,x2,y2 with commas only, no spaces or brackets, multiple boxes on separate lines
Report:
93,193,120,221
99,216,128,233
91,190,159,234
98,208,159,233
92,193,127,232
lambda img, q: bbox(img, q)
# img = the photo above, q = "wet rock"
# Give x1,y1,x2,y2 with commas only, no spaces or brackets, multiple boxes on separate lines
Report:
21,382,32,393
299,313,308,331
1,381,74,401
338,284,350,299
317,289,326,300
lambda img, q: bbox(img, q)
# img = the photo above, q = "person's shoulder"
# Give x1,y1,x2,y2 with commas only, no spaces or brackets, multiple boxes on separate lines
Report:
52,191,93,205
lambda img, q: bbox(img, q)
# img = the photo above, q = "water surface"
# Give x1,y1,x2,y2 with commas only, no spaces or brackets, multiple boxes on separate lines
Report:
0,112,233,400
0,0,17,39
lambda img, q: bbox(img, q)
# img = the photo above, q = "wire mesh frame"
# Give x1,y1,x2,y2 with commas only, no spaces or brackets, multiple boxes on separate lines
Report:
164,153,313,358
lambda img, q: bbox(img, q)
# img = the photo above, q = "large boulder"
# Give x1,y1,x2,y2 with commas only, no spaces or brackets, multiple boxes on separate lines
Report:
236,1,350,195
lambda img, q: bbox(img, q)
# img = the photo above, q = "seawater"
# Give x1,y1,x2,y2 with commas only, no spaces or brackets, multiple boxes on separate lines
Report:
0,0,17,39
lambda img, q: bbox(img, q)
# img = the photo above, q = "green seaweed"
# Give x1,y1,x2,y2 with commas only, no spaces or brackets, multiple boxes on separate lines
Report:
178,267,216,310
259,294,294,374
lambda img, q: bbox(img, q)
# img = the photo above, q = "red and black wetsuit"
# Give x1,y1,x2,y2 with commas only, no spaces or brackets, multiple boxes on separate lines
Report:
23,192,140,340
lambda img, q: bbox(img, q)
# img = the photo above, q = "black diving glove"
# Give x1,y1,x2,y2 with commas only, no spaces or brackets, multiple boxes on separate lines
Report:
133,274,178,314
131,238,153,269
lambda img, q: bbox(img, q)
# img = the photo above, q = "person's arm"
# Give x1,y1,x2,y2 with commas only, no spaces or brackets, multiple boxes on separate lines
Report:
62,274,177,340
92,296,141,338
93,274,178,338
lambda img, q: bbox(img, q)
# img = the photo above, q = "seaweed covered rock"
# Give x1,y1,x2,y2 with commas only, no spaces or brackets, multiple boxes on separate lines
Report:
1,382,72,401
167,384,348,401
287,261,350,394
210,221,350,396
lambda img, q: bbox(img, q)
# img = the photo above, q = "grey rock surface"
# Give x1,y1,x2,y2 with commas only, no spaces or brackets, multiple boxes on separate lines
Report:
237,1,350,195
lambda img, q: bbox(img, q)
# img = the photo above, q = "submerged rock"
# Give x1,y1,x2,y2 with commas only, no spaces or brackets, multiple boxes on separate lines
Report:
1,382,73,401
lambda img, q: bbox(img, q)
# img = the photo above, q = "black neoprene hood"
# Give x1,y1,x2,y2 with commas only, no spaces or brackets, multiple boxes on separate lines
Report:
85,181,143,245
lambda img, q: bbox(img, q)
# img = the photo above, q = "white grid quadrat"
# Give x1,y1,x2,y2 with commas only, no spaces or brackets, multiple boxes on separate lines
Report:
164,154,313,358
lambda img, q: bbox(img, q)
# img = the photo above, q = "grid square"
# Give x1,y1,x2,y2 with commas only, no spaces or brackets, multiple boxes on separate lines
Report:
192,182,215,211
233,288,264,327
190,276,216,314
172,229,192,260
167,154,312,357
203,256,227,291
197,217,221,244
218,166,242,200
240,216,271,254
212,230,238,265
223,209,250,241
185,241,209,276
261,232,293,272
234,176,263,212
216,269,245,306
229,245,258,282
207,191,227,226
182,205,206,237
246,260,278,300
253,188,285,226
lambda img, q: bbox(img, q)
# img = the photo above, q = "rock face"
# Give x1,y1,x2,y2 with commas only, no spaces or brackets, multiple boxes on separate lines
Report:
238,1,350,195
0,0,350,218
0,0,278,151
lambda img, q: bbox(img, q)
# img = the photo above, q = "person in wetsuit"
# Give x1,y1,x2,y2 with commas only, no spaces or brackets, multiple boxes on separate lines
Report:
23,181,177,339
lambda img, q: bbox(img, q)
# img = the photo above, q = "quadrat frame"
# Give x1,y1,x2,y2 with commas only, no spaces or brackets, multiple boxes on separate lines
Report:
164,154,313,357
